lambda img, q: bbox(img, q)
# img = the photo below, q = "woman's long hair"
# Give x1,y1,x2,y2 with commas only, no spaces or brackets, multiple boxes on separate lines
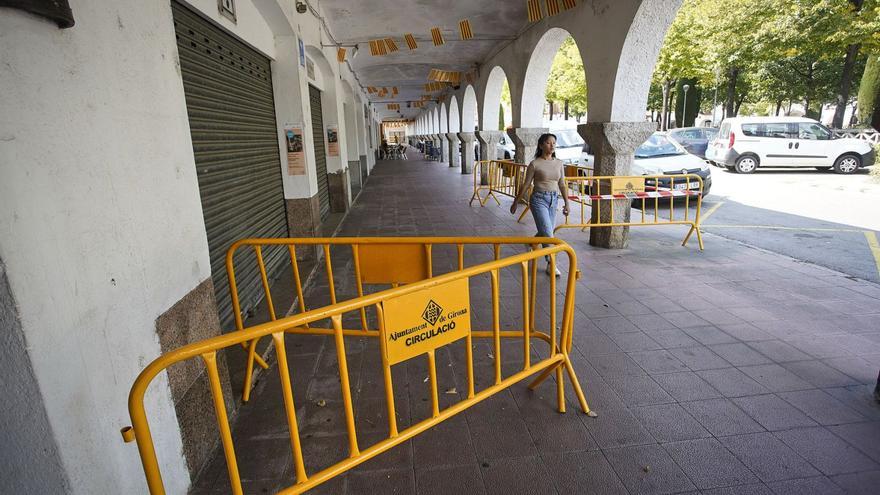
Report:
534,133,557,159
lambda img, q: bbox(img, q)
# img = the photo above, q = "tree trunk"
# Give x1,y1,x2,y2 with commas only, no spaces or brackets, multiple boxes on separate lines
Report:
564,100,569,120
726,67,739,117
832,0,865,128
833,43,862,128
660,81,670,131
734,92,746,116
548,100,554,120
787,100,793,116
775,99,783,116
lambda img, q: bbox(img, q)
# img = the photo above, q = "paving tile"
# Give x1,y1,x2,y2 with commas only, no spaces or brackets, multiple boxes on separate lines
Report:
827,422,880,463
480,456,557,495
574,334,623,356
823,385,880,420
663,438,759,489
748,340,813,363
581,407,656,449
348,468,415,494
543,450,628,494
829,470,880,495
631,403,711,442
719,432,820,482
609,331,662,352
588,353,647,377
592,316,642,334
738,364,813,393
766,476,845,495
522,409,598,453
823,356,879,384
416,465,487,495
411,416,477,468
626,314,678,332
683,398,765,437
697,368,771,397
717,323,776,342
780,360,861,388
777,389,865,425
700,483,774,495
708,343,774,366
469,418,537,461
648,329,701,348
603,444,696,494
604,374,674,407
669,346,732,371
683,325,740,345
732,394,818,431
659,311,713,329
652,371,722,402
774,427,879,475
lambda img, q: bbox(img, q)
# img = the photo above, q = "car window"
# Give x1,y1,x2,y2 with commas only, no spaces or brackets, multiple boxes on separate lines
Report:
741,123,795,139
798,123,831,140
635,134,684,158
719,123,730,139
703,128,718,140
741,123,762,137
553,129,584,148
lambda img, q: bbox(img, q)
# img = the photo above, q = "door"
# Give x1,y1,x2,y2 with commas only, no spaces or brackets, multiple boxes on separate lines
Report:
173,2,289,327
309,85,330,220
793,122,833,166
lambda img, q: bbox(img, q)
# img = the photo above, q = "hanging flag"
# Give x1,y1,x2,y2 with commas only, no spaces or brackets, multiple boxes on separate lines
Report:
430,27,445,46
562,0,577,10
527,0,543,22
369,39,387,56
385,38,399,52
546,0,560,16
392,86,399,95
367,86,377,93
404,33,418,50
337,47,347,62
459,19,473,40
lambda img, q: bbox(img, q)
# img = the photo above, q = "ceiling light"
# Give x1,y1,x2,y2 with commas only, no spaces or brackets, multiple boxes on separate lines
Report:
295,1,307,14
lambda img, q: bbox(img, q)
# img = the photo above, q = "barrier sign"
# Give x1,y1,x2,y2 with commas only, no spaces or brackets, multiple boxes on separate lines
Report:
611,177,645,195
381,278,470,364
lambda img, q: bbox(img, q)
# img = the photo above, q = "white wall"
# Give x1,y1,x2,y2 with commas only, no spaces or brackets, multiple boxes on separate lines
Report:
0,2,213,493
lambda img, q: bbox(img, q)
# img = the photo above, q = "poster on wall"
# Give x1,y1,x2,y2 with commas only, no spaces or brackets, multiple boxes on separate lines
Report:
326,125,339,156
298,37,305,67
284,124,306,175
306,58,315,80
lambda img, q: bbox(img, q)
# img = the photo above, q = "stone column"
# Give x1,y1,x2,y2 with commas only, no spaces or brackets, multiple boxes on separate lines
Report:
476,130,504,185
579,122,656,249
432,134,442,158
507,127,547,165
445,132,460,168
439,134,449,163
458,132,476,174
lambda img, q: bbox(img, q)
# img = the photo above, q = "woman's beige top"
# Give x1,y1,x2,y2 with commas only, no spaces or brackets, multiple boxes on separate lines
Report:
523,157,565,193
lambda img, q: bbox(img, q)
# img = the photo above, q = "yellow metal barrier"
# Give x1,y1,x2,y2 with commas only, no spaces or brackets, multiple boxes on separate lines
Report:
122,237,595,495
557,174,705,250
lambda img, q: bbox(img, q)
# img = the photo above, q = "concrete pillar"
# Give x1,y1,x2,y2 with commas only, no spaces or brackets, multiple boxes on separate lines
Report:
579,122,656,249
476,130,504,185
507,127,547,165
439,134,449,163
445,132,460,168
458,132,476,174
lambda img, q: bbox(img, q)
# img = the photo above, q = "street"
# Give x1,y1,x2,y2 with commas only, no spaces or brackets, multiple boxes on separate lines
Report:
699,165,880,283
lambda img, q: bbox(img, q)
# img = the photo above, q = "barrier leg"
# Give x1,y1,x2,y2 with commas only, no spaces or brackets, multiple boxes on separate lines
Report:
563,354,596,417
527,362,560,390
517,205,531,223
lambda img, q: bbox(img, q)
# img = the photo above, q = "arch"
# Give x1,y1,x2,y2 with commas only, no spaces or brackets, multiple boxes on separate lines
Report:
448,95,461,132
432,106,440,134
461,85,478,132
439,103,448,133
481,66,509,131
520,27,574,128
610,0,682,121
340,80,359,159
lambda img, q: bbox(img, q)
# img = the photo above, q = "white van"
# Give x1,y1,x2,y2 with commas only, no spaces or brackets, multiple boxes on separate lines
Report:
706,116,875,174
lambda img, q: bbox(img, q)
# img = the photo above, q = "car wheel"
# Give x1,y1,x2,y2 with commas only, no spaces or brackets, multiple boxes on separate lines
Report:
734,155,759,174
833,154,860,174
815,166,832,172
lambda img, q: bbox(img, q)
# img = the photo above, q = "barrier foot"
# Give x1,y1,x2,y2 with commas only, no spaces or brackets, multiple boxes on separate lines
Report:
527,361,560,390
563,354,595,416
488,192,501,206
517,205,530,223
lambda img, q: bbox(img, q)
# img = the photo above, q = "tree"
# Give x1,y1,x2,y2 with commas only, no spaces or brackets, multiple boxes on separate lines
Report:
544,37,587,120
675,78,703,127
858,54,880,127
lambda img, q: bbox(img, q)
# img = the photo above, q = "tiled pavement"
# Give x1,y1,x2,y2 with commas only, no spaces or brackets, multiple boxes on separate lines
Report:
191,153,880,494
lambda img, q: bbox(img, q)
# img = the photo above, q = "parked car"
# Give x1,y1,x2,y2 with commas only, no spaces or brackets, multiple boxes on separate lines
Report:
551,128,587,166
705,116,875,174
668,127,718,160
582,132,711,195
497,135,515,160
633,132,712,196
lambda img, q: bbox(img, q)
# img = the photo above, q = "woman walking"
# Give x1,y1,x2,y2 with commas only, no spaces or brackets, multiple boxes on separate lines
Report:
510,133,570,276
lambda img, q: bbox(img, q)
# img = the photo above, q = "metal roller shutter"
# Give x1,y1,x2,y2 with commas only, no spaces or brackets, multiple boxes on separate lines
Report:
172,2,288,328
310,85,331,220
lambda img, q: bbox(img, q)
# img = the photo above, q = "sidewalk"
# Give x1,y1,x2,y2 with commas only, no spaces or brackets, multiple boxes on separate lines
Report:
192,152,880,494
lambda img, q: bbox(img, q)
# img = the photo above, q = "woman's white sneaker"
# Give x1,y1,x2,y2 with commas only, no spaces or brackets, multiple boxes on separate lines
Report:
545,264,561,277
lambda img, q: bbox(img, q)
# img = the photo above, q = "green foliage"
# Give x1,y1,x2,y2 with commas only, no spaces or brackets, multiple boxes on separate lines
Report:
544,37,587,117
857,55,880,124
498,104,505,130
674,79,703,127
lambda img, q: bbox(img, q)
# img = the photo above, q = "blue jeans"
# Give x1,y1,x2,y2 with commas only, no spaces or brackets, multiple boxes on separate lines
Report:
530,190,558,261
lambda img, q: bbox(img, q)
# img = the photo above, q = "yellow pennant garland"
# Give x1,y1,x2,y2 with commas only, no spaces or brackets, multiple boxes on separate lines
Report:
431,27,445,46
337,47,346,62
459,19,473,40
527,0,543,22
404,33,418,49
